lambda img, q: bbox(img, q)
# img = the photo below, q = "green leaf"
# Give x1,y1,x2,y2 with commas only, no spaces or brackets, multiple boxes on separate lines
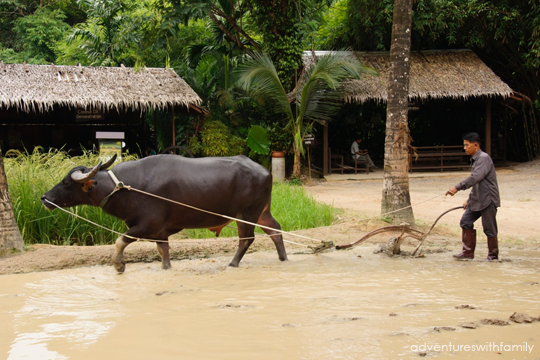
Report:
246,125,271,155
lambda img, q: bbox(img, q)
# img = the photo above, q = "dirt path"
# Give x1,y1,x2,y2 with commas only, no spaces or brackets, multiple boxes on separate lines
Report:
1,160,539,275
306,161,540,244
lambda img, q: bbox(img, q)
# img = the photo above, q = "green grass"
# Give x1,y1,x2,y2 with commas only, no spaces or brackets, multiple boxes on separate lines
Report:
5,150,335,245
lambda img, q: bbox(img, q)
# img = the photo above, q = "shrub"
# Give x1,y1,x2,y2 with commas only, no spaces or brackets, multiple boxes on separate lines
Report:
196,120,247,157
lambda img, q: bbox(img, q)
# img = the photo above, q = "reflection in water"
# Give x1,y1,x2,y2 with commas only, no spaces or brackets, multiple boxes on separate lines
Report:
7,272,122,359
1,248,539,359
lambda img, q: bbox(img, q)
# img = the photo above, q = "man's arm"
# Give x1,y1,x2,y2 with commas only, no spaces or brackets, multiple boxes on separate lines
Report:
446,155,491,197
455,155,491,191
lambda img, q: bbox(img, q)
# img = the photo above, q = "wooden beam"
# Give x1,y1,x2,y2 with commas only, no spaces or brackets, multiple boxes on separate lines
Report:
172,106,176,147
323,121,329,175
485,97,492,156
509,94,523,101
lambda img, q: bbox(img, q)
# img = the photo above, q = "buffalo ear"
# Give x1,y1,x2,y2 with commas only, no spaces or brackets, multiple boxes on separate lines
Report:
83,180,96,193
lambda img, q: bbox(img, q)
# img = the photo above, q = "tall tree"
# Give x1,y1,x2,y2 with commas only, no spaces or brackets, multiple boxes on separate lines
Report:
319,0,540,160
176,0,330,89
0,151,24,256
66,0,141,66
381,0,414,224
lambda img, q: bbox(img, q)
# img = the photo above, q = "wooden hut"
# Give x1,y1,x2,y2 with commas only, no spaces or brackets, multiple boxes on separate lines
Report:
0,62,202,154
302,50,514,174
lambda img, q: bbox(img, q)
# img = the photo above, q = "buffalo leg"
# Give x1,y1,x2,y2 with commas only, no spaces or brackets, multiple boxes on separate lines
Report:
258,206,288,261
229,223,255,267
112,235,134,273
156,241,171,270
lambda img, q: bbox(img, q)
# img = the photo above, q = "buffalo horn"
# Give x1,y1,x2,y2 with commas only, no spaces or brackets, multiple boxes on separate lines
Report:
71,162,102,183
100,154,117,171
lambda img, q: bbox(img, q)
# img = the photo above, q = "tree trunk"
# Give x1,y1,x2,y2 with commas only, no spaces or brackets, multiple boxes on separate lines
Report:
0,150,24,256
381,0,415,225
293,145,301,178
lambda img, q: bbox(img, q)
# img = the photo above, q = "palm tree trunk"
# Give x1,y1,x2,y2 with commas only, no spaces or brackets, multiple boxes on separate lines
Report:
381,0,415,225
0,151,24,256
293,145,301,178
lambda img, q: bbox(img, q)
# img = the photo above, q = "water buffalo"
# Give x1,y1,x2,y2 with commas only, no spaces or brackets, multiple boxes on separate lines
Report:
41,154,288,272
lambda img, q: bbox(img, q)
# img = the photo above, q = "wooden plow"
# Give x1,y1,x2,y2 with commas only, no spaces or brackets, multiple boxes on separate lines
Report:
325,206,464,256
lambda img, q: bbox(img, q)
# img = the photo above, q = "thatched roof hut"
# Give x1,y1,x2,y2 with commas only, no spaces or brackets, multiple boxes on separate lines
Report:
303,49,513,103
0,62,202,113
302,50,514,175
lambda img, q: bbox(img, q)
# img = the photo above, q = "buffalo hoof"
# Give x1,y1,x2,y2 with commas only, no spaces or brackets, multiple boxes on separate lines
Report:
114,262,126,273
162,263,171,270
228,262,239,268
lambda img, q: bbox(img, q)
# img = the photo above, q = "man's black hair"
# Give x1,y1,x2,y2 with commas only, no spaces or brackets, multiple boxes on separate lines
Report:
462,132,481,144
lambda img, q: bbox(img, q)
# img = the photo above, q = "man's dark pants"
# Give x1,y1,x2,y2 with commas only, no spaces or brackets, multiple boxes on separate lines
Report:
460,203,498,237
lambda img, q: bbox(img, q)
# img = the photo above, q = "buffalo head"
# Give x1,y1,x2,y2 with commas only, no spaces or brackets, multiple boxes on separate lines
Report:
41,155,117,209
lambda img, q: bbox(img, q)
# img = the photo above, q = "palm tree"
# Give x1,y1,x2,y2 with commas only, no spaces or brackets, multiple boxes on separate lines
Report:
381,0,415,225
237,51,376,177
0,151,24,256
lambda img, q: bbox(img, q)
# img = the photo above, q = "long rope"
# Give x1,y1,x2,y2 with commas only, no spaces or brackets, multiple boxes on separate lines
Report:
44,199,310,247
45,189,447,247
125,186,326,244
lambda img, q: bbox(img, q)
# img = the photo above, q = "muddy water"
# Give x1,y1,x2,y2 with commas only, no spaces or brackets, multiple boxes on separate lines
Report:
1,248,540,359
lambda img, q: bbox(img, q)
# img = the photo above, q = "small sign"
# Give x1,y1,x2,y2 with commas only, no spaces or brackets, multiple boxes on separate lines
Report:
304,134,315,146
99,139,122,158
76,109,104,121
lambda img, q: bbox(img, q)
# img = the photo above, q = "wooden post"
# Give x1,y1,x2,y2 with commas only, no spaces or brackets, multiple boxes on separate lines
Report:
172,106,176,147
153,110,158,150
323,121,329,175
485,97,492,155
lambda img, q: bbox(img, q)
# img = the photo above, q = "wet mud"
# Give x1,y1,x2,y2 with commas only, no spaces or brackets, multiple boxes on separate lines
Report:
1,247,540,359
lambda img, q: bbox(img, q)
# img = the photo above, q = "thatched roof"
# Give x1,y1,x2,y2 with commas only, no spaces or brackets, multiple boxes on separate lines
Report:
303,49,513,103
0,62,202,113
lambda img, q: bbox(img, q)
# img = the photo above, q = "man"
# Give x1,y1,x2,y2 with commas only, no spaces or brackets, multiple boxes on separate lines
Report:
350,139,377,169
445,132,500,261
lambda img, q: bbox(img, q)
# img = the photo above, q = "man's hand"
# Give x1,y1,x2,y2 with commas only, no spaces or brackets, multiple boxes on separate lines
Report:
463,201,468,209
446,186,458,196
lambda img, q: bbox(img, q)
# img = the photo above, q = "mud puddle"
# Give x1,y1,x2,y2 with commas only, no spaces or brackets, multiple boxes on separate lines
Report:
1,248,540,359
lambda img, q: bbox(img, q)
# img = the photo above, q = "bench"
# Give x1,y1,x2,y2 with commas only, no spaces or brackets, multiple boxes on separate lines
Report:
329,148,369,174
410,145,470,172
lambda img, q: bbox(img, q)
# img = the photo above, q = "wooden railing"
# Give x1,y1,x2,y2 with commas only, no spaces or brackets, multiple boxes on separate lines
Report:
410,145,470,172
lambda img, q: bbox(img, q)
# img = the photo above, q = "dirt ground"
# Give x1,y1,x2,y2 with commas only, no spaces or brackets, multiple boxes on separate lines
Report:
1,159,539,275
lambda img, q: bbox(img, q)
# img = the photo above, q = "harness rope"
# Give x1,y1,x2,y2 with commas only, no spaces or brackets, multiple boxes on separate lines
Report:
43,199,310,247
46,170,450,248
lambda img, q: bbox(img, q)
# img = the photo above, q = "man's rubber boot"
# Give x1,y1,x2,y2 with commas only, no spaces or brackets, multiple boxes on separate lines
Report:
453,229,476,260
486,236,499,261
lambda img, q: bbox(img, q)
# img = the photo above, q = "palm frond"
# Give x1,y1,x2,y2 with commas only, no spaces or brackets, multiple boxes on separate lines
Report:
236,53,294,122
298,52,365,124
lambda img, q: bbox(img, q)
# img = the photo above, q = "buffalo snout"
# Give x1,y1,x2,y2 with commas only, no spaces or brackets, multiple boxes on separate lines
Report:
41,194,55,209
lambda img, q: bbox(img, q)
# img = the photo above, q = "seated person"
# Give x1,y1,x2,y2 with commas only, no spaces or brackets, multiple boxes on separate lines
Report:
351,139,377,169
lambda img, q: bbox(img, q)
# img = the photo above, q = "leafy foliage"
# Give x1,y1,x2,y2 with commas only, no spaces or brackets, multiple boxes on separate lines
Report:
246,125,271,155
237,51,376,176
66,0,142,66
190,120,247,157
320,0,540,102
13,7,71,62
248,0,332,89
